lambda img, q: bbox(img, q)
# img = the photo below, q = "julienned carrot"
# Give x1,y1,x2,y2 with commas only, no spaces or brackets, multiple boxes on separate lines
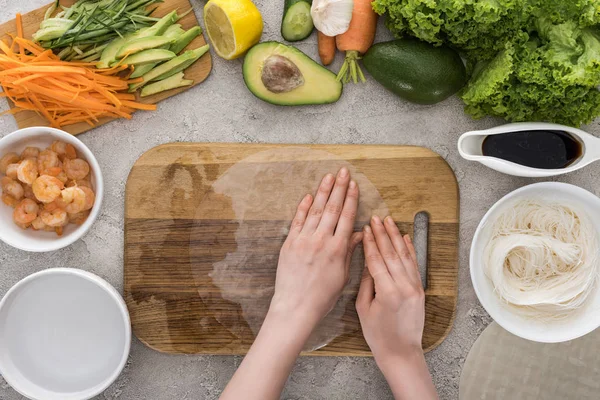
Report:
318,32,336,66
0,66,87,75
15,14,23,54
0,17,156,129
335,0,378,84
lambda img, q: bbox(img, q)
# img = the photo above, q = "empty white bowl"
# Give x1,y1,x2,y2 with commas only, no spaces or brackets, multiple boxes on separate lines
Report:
0,268,131,400
0,127,103,252
470,182,600,343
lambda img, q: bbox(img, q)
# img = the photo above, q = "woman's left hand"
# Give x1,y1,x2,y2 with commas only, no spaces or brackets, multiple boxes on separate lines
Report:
221,168,362,400
269,167,363,327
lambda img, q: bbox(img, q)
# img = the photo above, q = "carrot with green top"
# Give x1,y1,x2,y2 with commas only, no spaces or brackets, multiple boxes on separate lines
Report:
335,0,377,83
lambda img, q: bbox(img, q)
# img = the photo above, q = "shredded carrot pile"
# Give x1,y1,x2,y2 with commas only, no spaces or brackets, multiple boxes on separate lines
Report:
0,13,156,128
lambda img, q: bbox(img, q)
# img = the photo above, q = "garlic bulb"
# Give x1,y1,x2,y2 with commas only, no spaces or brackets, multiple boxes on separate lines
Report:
311,0,354,37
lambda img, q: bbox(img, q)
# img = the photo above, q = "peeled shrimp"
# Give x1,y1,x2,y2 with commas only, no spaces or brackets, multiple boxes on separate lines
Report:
61,186,86,214
51,141,77,161
0,152,20,174
66,179,92,189
23,184,35,200
32,175,64,203
79,186,95,211
40,207,67,227
37,150,59,175
21,147,40,160
68,210,90,225
6,163,19,179
17,159,39,185
44,167,62,177
56,170,68,184
13,198,39,225
63,158,90,180
1,177,24,200
31,216,48,231
14,221,30,230
2,193,19,207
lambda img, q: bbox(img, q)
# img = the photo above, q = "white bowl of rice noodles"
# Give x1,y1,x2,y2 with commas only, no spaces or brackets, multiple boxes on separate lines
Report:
471,182,600,342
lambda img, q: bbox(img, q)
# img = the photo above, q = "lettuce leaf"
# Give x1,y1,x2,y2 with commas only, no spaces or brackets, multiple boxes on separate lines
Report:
461,19,600,126
374,0,600,126
372,0,527,60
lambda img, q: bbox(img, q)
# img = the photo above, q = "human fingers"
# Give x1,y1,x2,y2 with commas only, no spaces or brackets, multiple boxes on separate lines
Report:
384,216,420,285
335,179,359,238
288,194,313,237
404,234,422,286
302,173,335,233
363,225,396,293
356,266,374,314
371,216,409,283
317,167,351,235
404,235,418,268
345,231,363,270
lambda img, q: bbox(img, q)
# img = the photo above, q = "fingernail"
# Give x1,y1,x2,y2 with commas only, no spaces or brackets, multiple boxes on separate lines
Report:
349,180,356,189
326,173,335,183
372,215,382,225
364,225,371,233
339,167,348,177
405,234,412,243
304,194,312,202
385,216,394,225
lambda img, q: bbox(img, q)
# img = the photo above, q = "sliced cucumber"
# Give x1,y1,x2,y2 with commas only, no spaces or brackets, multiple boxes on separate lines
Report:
140,72,193,97
281,0,313,42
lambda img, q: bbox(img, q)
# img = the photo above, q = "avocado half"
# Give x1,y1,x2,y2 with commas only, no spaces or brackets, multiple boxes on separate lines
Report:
243,41,342,106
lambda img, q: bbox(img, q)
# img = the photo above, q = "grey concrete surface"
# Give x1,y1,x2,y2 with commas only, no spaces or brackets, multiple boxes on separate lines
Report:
1,1,600,399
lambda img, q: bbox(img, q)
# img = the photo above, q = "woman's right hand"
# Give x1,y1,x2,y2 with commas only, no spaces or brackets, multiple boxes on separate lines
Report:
356,215,425,369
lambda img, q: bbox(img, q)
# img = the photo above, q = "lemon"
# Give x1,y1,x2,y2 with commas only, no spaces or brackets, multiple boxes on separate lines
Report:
204,0,264,60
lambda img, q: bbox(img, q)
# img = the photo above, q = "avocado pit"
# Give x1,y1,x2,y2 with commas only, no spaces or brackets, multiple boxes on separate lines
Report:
261,55,304,93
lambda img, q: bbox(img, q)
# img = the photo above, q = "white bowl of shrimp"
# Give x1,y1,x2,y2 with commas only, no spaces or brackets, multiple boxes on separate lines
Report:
0,127,103,252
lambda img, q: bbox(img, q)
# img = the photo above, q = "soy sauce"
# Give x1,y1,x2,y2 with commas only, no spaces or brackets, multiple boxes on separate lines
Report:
482,130,582,169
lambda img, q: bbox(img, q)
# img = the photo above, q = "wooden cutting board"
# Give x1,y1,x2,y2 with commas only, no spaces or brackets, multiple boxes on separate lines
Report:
0,0,212,135
124,143,459,356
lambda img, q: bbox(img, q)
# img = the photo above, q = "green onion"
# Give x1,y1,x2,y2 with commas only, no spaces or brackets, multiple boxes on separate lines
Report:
33,0,163,60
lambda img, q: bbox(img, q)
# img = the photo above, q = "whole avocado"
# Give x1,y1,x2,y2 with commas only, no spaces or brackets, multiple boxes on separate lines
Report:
363,39,466,105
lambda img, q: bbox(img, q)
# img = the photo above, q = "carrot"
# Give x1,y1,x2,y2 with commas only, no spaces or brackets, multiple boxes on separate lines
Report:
15,14,23,54
318,32,336,66
0,16,157,129
335,0,378,83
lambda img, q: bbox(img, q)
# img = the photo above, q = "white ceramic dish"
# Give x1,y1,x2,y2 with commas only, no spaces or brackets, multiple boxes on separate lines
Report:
470,182,600,343
0,127,103,252
0,268,131,400
458,122,600,177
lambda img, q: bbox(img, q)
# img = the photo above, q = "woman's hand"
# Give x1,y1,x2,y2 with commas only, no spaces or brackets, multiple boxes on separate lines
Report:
220,168,363,400
270,167,363,327
356,215,424,360
356,216,437,400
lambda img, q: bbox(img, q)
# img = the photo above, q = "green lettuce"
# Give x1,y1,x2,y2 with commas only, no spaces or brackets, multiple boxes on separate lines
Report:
461,20,600,126
373,0,600,126
372,0,527,61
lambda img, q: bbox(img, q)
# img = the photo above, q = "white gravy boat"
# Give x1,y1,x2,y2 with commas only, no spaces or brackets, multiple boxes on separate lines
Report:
458,122,600,177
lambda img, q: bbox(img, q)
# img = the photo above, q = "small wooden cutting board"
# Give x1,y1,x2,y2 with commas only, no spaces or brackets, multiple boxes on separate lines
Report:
124,143,459,356
0,0,212,135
